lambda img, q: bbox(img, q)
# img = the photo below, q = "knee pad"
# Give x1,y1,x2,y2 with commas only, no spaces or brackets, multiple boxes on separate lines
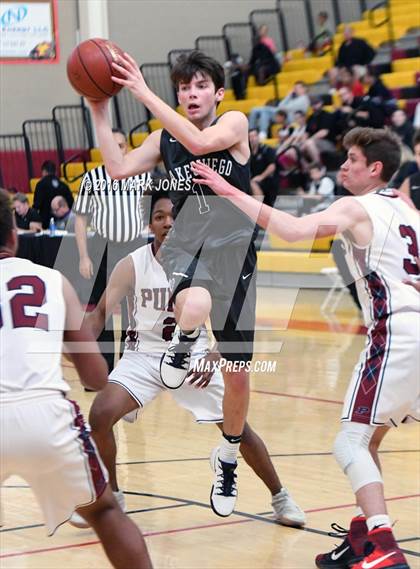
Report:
333,422,383,493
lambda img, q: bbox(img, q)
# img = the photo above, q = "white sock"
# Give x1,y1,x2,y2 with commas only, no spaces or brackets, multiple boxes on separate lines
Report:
272,488,287,501
180,327,200,339
219,436,240,464
367,514,391,532
354,507,364,517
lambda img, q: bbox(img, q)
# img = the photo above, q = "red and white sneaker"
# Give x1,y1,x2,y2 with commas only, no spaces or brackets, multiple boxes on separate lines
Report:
352,527,409,569
315,516,367,568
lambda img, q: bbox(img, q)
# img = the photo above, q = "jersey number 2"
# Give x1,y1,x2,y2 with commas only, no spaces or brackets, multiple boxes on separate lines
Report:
399,224,419,275
0,276,49,330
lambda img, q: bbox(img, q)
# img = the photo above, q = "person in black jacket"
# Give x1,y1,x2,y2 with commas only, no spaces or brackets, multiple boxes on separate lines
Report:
248,41,280,86
334,87,385,140
33,160,74,228
336,27,376,70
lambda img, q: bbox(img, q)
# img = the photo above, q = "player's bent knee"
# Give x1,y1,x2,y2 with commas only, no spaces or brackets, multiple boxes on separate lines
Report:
89,400,119,433
223,367,249,385
77,486,119,524
333,423,382,493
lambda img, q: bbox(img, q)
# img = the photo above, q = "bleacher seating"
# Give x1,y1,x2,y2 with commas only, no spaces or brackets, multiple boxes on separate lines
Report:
6,0,420,281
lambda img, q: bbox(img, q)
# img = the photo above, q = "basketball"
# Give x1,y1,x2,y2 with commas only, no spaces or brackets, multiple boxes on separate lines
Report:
67,38,125,100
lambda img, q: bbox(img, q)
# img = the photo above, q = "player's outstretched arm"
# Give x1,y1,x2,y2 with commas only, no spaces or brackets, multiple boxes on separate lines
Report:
111,52,247,155
88,98,162,179
86,255,135,338
62,277,108,391
191,161,368,242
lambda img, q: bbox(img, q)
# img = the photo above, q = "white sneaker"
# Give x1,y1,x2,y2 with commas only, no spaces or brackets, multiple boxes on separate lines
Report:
271,488,306,527
68,490,126,528
160,326,199,389
209,447,238,517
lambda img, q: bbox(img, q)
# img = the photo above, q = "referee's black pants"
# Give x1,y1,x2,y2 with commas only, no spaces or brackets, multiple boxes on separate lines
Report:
89,234,146,373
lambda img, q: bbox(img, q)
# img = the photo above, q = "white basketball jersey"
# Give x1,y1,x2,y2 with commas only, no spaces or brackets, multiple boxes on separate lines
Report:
343,191,420,327
126,244,208,354
0,257,69,398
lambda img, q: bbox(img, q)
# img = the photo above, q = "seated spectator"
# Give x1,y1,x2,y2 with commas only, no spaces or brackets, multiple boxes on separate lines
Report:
33,160,74,228
391,109,415,153
248,29,280,86
400,130,420,209
333,86,385,138
299,163,336,214
276,110,308,171
51,195,76,231
223,53,247,99
12,193,42,232
249,129,278,206
271,109,289,140
306,163,335,198
337,67,364,97
363,68,394,106
335,26,376,76
307,11,333,56
301,97,336,164
249,81,310,139
257,24,277,55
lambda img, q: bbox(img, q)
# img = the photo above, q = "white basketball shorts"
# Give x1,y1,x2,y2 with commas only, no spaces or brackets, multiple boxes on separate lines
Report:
0,392,108,535
108,350,224,423
341,312,420,426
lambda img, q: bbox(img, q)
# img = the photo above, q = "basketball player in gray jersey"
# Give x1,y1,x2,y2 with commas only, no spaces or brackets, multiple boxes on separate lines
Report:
69,192,305,529
88,51,258,517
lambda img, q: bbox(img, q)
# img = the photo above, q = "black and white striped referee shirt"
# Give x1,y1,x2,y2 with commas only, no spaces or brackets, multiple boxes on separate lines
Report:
73,165,150,242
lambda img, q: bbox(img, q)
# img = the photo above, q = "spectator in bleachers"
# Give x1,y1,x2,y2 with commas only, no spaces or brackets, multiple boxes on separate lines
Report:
301,96,336,164
271,110,290,142
334,86,385,137
257,24,277,55
306,162,335,198
223,53,247,99
363,68,394,106
249,81,310,140
276,110,308,173
391,109,415,152
307,11,333,56
248,25,280,86
335,26,376,75
33,160,74,229
400,130,420,209
337,67,364,97
51,195,76,232
12,193,42,232
299,162,336,214
249,129,278,206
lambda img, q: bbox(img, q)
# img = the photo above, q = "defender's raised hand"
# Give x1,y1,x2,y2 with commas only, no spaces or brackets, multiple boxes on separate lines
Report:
191,161,232,196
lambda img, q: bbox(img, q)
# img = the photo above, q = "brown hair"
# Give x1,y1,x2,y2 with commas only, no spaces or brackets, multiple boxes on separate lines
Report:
171,51,225,92
0,189,14,248
343,127,401,182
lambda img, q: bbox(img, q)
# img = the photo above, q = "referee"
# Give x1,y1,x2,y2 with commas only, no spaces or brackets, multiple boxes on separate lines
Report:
74,129,150,372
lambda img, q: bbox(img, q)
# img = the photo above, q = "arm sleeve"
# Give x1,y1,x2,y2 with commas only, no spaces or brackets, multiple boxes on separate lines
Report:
32,180,43,210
